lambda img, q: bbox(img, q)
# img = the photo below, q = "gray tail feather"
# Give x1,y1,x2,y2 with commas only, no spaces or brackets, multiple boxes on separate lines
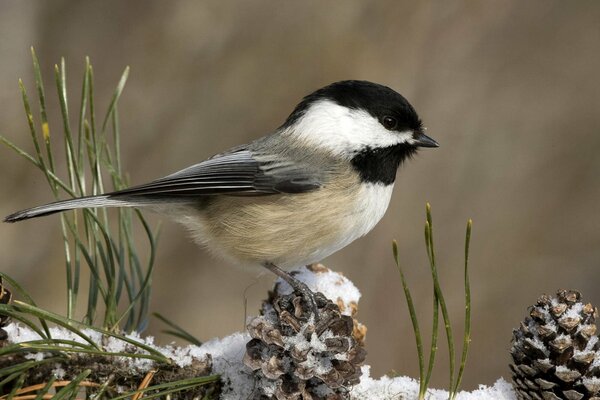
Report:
3,195,136,223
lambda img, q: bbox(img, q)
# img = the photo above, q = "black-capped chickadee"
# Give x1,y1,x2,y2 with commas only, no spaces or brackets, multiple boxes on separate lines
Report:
4,80,437,305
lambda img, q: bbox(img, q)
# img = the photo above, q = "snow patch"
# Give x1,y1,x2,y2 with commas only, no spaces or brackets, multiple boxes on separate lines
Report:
276,265,361,316
188,332,257,400
5,322,517,399
351,366,516,400
3,267,517,399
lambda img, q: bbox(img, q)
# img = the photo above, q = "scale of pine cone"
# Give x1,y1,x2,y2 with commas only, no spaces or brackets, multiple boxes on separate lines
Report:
244,266,366,400
510,289,600,400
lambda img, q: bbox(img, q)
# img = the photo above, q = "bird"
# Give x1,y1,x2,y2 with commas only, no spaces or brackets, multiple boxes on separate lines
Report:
4,80,438,311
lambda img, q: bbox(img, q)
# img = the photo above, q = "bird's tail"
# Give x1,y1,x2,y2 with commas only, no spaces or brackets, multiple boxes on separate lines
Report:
3,195,136,223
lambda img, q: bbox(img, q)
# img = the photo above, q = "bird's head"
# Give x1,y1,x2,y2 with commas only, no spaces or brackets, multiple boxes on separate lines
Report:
280,80,438,184
281,80,438,157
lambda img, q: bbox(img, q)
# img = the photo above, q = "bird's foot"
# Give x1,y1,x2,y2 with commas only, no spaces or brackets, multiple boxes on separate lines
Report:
263,262,320,317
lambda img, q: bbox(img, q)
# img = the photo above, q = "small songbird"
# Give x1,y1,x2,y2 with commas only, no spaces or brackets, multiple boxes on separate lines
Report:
4,80,438,302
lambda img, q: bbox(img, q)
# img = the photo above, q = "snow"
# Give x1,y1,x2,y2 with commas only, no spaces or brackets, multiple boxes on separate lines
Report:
188,332,256,400
4,323,518,399
587,336,599,353
582,377,600,392
564,302,583,319
3,267,519,399
275,264,362,316
351,367,516,400
529,336,551,357
590,351,600,371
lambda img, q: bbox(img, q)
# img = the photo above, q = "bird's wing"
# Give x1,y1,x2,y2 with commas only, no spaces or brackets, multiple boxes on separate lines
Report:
109,149,322,198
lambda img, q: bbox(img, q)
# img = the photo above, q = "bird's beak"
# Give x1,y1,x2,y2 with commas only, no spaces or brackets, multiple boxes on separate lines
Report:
413,131,439,148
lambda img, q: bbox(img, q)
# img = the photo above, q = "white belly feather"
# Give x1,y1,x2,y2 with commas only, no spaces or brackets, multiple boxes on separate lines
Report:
317,182,393,262
177,180,395,269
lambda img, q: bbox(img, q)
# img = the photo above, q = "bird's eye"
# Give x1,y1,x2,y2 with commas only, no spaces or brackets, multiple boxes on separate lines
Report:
382,116,398,130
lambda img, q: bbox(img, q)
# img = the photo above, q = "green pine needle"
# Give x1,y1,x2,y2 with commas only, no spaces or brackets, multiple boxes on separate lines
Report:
0,51,216,400
451,219,473,399
392,240,426,398
393,204,474,399
1,49,158,332
153,312,203,346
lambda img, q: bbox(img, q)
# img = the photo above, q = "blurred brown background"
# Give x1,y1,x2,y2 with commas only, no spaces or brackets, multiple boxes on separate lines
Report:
1,0,599,391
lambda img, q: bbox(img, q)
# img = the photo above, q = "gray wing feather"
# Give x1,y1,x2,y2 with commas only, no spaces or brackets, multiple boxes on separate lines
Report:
108,149,321,198
4,148,323,223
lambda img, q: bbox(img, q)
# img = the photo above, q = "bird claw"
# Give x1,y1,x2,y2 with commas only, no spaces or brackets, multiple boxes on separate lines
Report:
263,262,320,318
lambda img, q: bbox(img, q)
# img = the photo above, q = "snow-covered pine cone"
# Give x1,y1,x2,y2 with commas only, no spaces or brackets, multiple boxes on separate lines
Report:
0,277,11,343
510,289,600,400
244,266,366,400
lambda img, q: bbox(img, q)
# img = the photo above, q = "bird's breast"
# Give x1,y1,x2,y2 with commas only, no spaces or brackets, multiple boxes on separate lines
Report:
178,175,394,269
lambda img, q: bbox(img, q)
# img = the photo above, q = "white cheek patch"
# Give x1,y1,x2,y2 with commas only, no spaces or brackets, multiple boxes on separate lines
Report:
287,100,413,156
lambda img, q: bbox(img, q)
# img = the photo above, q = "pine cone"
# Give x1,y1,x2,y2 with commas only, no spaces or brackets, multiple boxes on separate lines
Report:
269,264,367,345
0,277,12,344
244,268,366,400
510,289,600,400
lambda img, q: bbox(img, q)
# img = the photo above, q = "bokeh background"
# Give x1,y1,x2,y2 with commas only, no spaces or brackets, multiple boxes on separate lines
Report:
1,0,599,391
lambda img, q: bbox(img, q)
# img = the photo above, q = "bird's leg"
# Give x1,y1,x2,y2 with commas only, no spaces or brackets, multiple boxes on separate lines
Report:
263,262,319,317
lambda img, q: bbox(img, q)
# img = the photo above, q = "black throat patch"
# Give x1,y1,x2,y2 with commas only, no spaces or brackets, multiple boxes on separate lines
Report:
351,144,417,185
